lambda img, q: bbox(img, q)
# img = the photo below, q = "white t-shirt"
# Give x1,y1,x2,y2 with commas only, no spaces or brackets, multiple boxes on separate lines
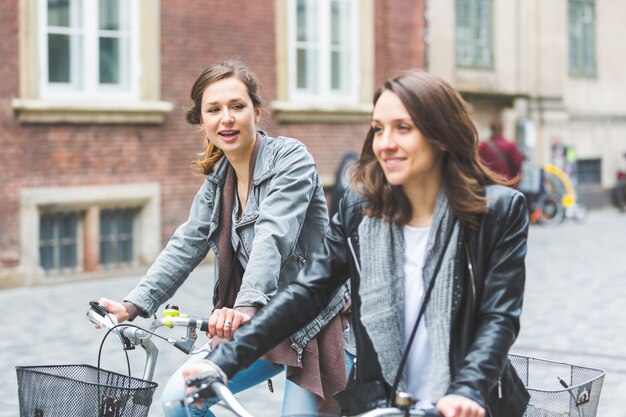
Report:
403,224,433,408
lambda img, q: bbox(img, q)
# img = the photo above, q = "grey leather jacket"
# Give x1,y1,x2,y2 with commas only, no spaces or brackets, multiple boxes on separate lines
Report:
125,133,348,351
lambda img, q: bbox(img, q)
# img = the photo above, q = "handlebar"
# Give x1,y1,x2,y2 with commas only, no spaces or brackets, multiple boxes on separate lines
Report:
183,375,256,417
87,302,443,417
86,300,211,380
87,300,210,350
183,372,442,417
360,408,442,417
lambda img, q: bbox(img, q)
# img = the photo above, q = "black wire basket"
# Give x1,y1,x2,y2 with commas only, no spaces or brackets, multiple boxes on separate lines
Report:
16,364,158,417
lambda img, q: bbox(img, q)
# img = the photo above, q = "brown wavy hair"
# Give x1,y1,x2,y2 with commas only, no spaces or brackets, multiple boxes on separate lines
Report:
352,70,515,231
187,60,263,175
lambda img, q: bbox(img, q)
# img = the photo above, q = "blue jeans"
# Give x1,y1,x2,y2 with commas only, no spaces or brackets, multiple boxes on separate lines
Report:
345,351,356,381
161,348,318,417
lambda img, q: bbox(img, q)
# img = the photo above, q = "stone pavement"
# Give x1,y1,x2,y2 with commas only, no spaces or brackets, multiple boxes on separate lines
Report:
513,207,626,417
1,207,625,417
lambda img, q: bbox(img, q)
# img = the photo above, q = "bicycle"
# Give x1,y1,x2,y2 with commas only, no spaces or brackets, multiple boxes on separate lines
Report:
15,301,441,417
15,304,606,417
15,301,212,417
542,164,588,225
521,164,588,227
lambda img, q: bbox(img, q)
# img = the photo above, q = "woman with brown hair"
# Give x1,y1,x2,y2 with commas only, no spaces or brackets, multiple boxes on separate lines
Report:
98,60,349,416
184,70,530,417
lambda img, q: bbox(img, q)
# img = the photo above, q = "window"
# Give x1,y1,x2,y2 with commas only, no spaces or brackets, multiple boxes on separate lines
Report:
289,0,358,102
577,158,601,184
22,183,161,282
13,0,172,124
273,0,373,122
41,0,136,100
100,208,136,268
455,0,493,68
568,0,596,77
39,211,82,274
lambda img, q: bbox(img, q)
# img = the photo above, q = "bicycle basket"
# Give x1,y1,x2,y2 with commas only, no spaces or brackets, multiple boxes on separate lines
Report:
508,354,605,417
16,364,158,417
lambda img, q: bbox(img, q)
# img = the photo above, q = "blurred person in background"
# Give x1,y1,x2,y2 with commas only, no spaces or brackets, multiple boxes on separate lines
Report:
479,119,523,182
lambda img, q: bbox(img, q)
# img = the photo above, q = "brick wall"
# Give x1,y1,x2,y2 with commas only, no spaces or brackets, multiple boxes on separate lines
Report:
375,0,427,85
1,0,22,270
0,0,426,282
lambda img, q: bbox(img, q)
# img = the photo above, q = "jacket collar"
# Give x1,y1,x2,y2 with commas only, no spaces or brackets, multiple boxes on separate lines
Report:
206,131,272,187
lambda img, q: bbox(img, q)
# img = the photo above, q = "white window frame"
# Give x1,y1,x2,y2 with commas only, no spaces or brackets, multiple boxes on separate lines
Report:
38,0,140,101
13,0,172,124
287,0,359,104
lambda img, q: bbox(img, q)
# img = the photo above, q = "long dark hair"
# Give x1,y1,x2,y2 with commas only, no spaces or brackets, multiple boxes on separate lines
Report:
352,70,512,231
187,60,263,174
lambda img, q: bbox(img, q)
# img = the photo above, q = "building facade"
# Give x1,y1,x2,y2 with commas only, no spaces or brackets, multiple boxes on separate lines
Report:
0,0,426,287
427,0,626,205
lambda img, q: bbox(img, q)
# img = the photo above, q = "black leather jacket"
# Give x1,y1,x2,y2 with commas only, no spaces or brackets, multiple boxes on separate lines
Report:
208,185,529,416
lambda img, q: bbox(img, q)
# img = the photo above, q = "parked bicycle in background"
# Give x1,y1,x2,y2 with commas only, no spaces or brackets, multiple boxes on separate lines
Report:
519,163,588,227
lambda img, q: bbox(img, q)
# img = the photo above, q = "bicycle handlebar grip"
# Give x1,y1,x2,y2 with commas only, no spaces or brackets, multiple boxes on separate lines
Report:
89,300,109,316
422,410,442,417
195,319,210,333
86,307,118,329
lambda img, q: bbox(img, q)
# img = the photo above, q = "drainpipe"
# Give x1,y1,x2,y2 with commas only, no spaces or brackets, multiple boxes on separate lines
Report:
424,0,431,70
516,0,522,92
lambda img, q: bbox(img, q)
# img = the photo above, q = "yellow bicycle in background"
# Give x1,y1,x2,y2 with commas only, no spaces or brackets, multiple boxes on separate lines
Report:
521,163,589,227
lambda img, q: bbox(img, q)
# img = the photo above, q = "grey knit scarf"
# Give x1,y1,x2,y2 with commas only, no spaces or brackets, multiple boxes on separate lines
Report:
358,188,459,400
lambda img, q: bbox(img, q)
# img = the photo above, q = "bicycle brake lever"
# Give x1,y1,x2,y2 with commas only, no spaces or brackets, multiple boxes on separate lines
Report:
181,381,219,407
172,323,199,354
186,371,220,387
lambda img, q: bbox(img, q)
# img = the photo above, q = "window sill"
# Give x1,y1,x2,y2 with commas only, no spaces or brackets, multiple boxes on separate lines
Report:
11,99,174,124
270,100,372,124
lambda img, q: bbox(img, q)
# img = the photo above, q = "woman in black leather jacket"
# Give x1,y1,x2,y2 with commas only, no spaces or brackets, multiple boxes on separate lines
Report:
183,71,530,417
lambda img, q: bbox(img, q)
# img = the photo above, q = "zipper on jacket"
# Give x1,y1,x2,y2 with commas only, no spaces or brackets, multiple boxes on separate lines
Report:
347,237,361,275
290,338,304,365
498,376,503,399
465,245,477,308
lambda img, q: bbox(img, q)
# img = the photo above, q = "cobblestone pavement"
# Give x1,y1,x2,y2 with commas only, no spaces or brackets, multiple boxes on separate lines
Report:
1,207,625,417
513,207,626,417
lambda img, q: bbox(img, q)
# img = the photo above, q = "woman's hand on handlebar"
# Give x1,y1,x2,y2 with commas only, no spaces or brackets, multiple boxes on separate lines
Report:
98,298,130,325
182,360,226,405
208,307,251,339
435,394,485,417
